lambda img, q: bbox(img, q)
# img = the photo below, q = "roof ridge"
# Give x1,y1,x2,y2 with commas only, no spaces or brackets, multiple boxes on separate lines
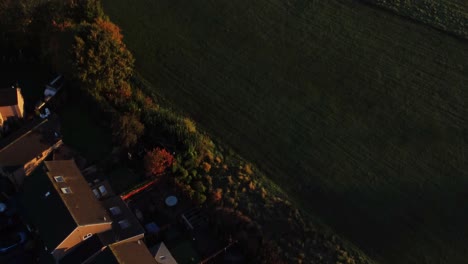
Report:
0,118,48,154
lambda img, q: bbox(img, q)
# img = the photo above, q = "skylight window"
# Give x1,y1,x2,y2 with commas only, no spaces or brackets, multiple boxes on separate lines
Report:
98,185,108,196
109,206,121,216
54,176,64,182
61,187,72,194
118,219,130,229
92,189,101,199
83,233,92,240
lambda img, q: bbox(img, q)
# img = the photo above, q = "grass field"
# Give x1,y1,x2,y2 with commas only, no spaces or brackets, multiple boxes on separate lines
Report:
102,0,468,263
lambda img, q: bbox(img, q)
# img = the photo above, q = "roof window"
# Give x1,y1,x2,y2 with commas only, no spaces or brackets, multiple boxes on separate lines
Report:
109,206,121,216
118,219,130,229
92,189,101,199
54,176,64,182
98,185,107,196
61,187,72,194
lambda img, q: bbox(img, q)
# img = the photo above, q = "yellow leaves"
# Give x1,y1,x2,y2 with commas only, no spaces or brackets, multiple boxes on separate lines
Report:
183,118,196,133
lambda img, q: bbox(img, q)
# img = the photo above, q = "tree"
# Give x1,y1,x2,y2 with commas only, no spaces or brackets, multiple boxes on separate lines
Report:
95,18,123,44
72,21,134,99
144,148,174,176
112,113,144,148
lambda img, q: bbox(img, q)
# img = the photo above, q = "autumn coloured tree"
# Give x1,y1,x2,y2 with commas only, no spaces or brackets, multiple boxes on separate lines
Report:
144,148,174,176
73,21,134,99
112,113,144,148
95,17,123,44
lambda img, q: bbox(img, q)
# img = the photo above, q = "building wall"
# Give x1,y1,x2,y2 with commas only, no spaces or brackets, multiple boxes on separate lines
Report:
52,222,112,260
0,105,20,120
16,88,24,118
0,88,25,121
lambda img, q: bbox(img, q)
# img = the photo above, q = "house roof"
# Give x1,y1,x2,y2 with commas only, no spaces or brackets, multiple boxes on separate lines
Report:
110,241,157,264
0,117,61,168
82,240,156,264
19,168,77,250
0,88,18,106
151,242,178,264
100,196,145,243
59,234,105,264
44,160,111,226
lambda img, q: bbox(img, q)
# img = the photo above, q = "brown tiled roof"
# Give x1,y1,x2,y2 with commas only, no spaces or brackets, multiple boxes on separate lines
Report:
44,160,111,226
101,196,145,243
0,88,18,106
150,242,178,264
0,117,61,167
110,241,157,264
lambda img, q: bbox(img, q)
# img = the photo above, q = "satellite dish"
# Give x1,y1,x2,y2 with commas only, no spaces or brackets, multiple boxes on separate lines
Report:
0,203,6,213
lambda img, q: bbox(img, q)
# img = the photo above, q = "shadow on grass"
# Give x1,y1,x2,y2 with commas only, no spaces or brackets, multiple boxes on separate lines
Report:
59,102,112,163
107,166,143,195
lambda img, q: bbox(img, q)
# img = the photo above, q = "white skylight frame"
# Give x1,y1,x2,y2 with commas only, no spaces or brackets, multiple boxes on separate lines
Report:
98,185,108,196
83,233,93,240
54,176,64,182
61,187,72,194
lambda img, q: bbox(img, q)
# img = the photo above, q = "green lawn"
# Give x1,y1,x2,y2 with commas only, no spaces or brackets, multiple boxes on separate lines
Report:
102,0,468,263
59,102,112,163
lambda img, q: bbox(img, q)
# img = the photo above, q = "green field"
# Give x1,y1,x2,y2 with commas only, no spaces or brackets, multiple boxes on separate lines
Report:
102,0,468,263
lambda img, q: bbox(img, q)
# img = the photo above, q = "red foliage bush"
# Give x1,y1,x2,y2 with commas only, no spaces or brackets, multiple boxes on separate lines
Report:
144,148,174,176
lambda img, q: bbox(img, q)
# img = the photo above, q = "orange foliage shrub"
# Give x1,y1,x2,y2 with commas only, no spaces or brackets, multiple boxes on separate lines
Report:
212,188,223,203
244,163,253,175
201,162,211,173
118,81,132,99
95,18,123,44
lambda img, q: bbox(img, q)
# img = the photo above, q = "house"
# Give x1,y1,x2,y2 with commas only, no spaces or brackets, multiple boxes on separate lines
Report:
59,195,149,263
0,117,62,186
0,87,24,128
19,158,162,263
20,160,112,261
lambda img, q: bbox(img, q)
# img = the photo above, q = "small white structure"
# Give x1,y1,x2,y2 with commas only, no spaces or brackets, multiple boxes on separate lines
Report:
44,75,63,101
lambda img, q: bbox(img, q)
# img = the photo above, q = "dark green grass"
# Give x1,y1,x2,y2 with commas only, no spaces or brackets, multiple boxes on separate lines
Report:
107,166,142,194
102,0,468,263
59,102,112,163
